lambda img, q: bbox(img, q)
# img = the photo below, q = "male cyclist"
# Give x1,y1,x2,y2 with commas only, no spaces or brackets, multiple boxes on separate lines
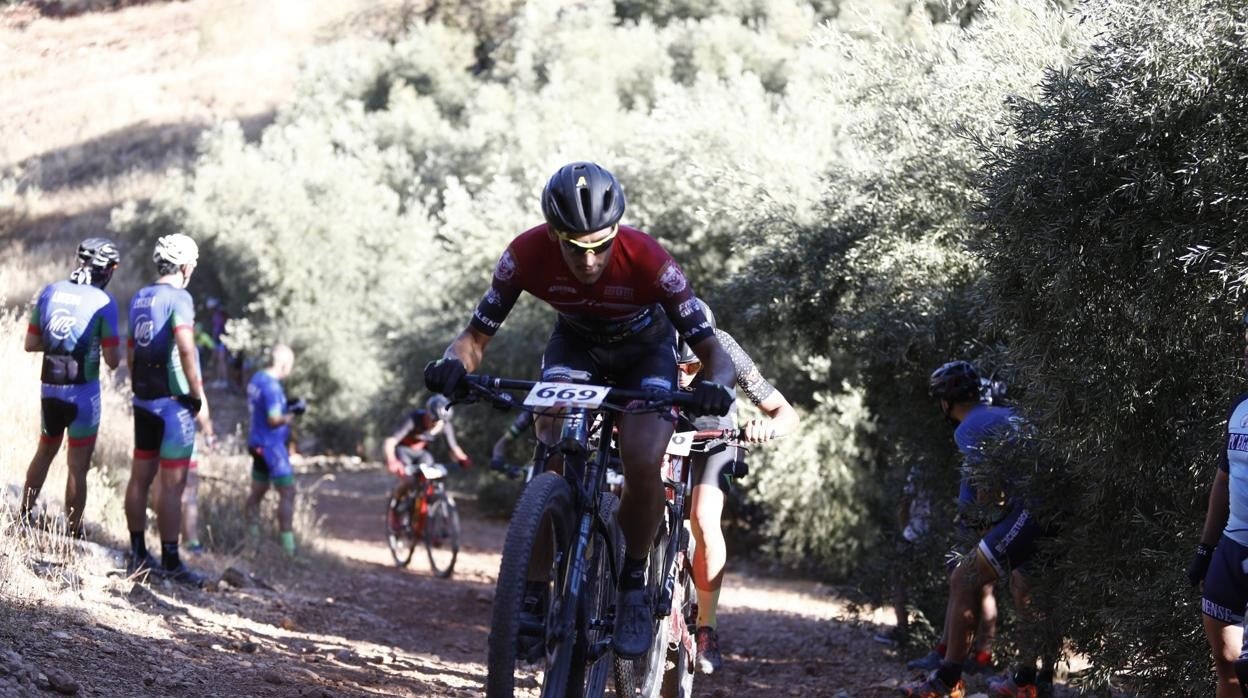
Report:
384,395,471,529
125,233,214,587
1190,313,1248,697
674,298,799,674
902,361,1049,698
245,344,306,556
425,161,736,658
21,238,122,538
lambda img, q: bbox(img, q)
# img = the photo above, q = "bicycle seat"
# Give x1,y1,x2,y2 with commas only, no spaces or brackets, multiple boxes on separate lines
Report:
420,463,449,480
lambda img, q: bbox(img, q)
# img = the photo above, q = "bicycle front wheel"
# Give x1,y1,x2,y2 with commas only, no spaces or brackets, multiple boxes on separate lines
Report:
486,472,575,698
386,493,418,568
424,488,460,578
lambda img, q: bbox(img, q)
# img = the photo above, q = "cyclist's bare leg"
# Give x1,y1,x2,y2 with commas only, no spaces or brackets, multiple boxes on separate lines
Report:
974,580,997,657
1203,614,1243,698
63,442,94,535
276,484,295,533
616,411,674,560
180,469,200,543
156,466,189,543
124,457,159,534
690,483,727,627
245,481,269,525
20,436,63,522
945,549,999,664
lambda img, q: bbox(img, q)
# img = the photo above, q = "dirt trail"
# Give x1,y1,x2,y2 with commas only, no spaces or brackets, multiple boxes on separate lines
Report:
0,463,910,697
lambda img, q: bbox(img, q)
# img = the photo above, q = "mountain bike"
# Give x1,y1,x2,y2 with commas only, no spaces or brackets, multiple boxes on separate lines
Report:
385,461,461,578
461,374,720,698
614,428,744,698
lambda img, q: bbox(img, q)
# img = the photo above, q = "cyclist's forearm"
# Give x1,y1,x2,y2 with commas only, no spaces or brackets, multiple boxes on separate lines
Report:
758,391,799,438
445,327,492,373
691,336,735,389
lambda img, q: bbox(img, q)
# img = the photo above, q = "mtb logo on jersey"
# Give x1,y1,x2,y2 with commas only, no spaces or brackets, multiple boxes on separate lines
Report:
134,317,155,347
495,250,517,281
656,261,687,294
47,309,77,340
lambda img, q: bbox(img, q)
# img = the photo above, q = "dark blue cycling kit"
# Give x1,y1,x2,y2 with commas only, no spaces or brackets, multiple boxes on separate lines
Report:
953,404,1043,576
1202,393,1248,624
28,280,120,445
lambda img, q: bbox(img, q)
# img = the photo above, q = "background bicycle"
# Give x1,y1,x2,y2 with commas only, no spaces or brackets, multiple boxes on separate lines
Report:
385,461,461,578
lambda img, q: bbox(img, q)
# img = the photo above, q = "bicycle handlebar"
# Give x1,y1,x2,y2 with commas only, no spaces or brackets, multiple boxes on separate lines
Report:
463,374,713,414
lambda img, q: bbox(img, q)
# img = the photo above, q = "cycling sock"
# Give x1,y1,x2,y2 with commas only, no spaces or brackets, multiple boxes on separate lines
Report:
619,554,647,591
936,661,961,687
129,531,147,558
696,586,720,628
161,541,181,570
280,531,296,555
972,650,992,666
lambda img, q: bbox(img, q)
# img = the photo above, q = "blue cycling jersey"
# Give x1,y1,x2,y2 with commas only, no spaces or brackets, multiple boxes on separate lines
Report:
954,403,1019,505
1219,393,1248,547
29,280,119,383
128,283,196,399
248,369,289,449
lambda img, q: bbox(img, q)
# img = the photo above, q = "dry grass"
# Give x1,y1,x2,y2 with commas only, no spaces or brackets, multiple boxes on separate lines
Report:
0,304,327,606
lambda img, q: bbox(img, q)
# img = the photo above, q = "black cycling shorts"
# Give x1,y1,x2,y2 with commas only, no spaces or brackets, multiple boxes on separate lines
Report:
690,445,744,493
541,310,677,391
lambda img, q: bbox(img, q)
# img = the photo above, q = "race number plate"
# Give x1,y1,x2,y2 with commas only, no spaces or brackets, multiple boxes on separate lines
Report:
665,431,696,456
523,382,611,409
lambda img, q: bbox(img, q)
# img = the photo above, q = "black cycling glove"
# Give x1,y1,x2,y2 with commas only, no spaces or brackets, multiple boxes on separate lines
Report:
425,358,467,397
288,398,308,416
1188,542,1214,588
178,395,203,416
689,381,734,417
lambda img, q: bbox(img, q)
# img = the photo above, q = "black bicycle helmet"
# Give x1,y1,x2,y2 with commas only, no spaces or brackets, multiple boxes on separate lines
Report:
77,237,120,269
541,162,626,234
929,360,981,403
676,298,716,364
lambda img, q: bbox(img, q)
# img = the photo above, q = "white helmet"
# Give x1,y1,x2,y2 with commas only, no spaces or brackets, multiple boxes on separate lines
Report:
153,234,199,267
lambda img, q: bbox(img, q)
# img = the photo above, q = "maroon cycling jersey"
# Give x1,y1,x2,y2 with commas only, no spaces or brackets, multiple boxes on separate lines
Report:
470,224,714,344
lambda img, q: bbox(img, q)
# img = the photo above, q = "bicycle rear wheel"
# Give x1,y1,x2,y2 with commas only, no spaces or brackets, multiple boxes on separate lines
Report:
424,488,460,578
487,472,575,698
386,493,418,568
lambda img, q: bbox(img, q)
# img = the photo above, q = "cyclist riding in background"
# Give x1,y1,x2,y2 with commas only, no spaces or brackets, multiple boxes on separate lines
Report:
384,395,471,529
124,233,214,587
1190,313,1248,698
21,238,122,539
490,411,535,472
674,298,799,675
903,360,1050,698
424,161,736,659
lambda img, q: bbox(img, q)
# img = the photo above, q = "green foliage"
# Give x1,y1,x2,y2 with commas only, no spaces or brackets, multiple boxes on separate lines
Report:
977,0,1248,689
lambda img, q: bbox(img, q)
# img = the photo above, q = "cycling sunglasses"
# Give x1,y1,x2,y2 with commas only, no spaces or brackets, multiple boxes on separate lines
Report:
556,225,618,256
